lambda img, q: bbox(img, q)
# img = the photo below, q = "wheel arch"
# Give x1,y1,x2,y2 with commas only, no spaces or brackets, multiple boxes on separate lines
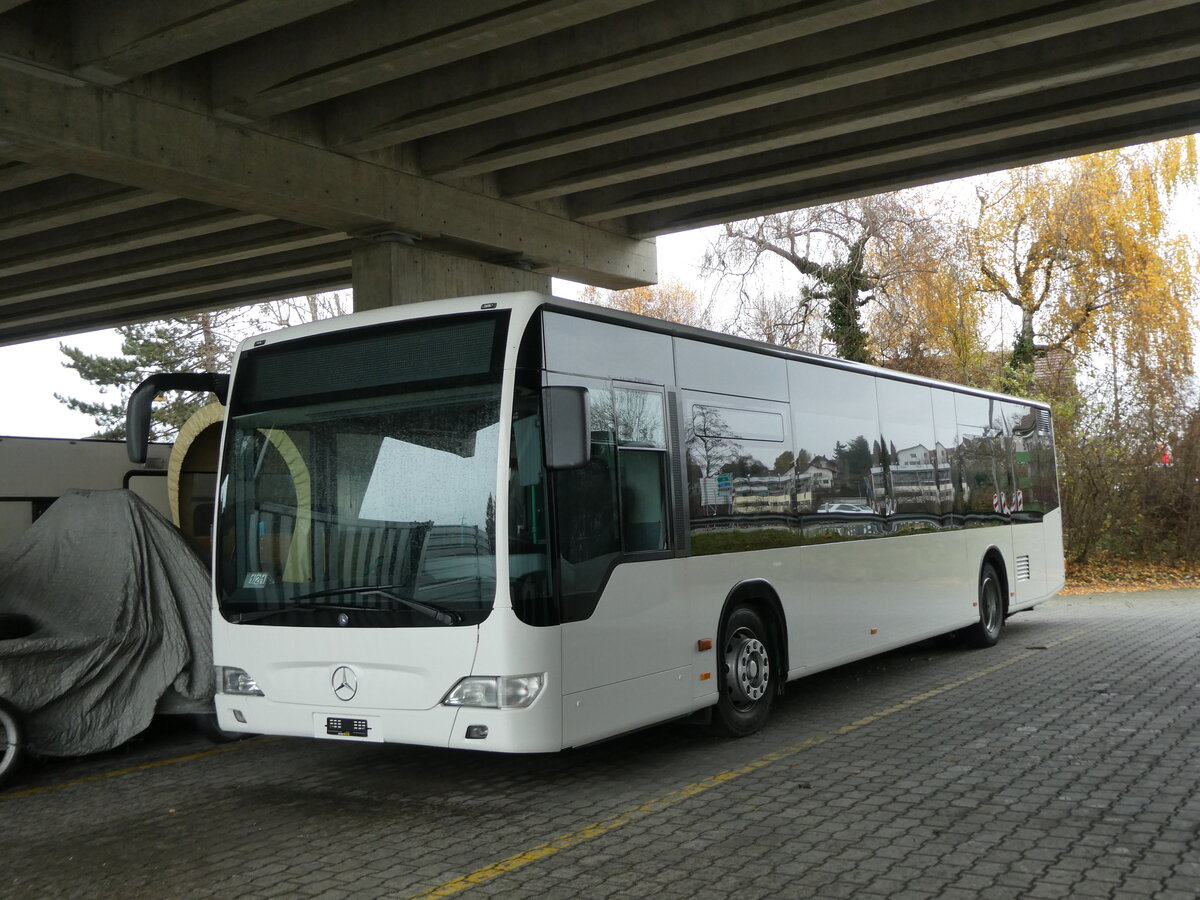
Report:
718,579,790,694
980,546,1010,618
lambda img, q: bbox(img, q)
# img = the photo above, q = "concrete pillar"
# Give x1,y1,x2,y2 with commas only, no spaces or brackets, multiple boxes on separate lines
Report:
351,241,551,312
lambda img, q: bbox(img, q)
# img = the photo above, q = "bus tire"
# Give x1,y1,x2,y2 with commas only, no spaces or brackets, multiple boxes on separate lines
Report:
959,563,1004,649
714,605,774,737
0,698,25,789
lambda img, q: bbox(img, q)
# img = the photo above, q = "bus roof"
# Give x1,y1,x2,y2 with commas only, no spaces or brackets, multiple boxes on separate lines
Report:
235,291,1051,411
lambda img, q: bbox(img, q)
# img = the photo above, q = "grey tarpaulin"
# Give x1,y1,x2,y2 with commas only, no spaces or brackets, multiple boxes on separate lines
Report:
0,489,213,756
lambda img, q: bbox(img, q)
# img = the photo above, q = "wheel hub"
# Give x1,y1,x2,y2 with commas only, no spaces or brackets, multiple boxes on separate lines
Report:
726,630,770,705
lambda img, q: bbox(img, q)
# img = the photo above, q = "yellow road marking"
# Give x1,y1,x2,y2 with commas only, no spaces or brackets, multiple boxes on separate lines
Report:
410,631,1085,899
0,736,276,802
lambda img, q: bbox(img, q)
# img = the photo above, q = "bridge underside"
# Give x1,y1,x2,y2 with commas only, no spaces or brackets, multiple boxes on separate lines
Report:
1,0,1199,343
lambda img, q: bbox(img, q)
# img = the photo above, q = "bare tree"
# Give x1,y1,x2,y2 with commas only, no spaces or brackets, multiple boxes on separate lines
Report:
703,194,928,362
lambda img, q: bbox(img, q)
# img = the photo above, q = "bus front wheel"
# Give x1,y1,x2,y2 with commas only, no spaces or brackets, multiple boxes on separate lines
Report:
959,563,1004,649
714,606,774,737
0,698,25,789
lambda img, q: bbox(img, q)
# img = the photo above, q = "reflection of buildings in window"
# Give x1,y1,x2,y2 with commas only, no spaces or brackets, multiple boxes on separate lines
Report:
793,457,836,512
802,457,836,488
729,473,792,515
869,443,953,510
698,472,792,515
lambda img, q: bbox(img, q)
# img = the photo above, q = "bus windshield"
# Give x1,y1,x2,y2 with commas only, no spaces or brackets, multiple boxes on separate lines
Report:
215,313,507,627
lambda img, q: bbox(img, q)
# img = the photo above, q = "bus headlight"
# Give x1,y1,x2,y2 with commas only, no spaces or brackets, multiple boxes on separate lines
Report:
442,674,545,709
218,666,264,696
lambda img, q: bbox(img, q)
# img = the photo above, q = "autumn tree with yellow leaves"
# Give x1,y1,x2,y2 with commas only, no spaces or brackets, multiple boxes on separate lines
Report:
970,138,1197,398
867,199,993,385
578,280,711,329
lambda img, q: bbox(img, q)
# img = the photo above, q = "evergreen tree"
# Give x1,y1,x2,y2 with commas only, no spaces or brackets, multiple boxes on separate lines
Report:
57,293,350,440
57,312,239,440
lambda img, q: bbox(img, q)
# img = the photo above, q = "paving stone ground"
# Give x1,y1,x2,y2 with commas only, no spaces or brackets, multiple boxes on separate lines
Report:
2,590,1198,899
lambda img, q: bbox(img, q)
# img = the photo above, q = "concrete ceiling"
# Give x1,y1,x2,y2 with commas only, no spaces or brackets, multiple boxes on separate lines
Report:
2,0,1200,345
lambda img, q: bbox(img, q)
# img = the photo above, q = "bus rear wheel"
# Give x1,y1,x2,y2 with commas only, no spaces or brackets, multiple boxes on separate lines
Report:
714,606,774,737
960,563,1004,648
0,698,25,789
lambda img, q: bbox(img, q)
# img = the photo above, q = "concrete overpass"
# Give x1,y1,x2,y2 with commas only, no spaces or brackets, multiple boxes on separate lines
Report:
2,0,1199,345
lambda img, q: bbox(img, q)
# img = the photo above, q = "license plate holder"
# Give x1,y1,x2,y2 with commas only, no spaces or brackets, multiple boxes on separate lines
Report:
326,716,370,738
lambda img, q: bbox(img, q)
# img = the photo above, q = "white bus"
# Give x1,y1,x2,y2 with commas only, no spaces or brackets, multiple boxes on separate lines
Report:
129,292,1064,752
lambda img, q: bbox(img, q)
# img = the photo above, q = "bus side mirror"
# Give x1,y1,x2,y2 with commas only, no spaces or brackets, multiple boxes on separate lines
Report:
126,372,230,463
542,386,591,470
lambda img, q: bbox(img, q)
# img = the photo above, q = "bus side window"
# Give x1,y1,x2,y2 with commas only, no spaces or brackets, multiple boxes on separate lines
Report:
614,387,668,553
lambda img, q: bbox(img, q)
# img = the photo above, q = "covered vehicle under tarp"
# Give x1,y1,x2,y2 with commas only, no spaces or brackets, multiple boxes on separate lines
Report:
0,489,213,757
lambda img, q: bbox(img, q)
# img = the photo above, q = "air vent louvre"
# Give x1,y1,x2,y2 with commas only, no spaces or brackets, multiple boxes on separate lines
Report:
1016,555,1031,582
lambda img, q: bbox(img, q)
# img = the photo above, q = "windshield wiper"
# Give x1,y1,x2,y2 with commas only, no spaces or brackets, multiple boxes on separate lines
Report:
231,603,368,624
234,584,462,626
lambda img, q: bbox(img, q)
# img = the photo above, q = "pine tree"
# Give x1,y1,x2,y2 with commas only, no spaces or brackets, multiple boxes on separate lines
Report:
56,311,240,440
57,293,350,439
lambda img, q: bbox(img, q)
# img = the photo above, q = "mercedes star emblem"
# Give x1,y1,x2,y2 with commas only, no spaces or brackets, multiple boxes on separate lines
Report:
332,665,358,702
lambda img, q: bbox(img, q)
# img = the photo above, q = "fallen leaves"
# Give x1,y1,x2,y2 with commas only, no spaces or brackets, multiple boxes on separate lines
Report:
1062,553,1200,594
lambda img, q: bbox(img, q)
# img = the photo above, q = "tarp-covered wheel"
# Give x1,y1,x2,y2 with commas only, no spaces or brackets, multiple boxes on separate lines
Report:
0,698,25,788
0,613,36,640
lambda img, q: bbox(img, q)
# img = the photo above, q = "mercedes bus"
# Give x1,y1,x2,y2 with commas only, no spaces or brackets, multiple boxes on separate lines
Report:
127,292,1064,752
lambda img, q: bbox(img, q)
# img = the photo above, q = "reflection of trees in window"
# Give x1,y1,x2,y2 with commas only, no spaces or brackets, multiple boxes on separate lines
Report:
687,407,743,520
834,437,873,483
1006,404,1058,519
615,389,665,446
689,406,743,477
687,405,798,554
956,431,1007,526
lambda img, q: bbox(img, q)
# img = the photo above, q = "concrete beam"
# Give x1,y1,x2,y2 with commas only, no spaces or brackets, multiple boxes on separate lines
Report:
0,161,63,192
70,0,354,84
579,73,1200,223
0,243,354,336
0,222,342,305
0,3,76,85
212,0,652,123
0,203,270,279
419,0,1196,179
0,176,170,241
0,69,656,289
351,241,550,312
327,0,936,153
0,264,350,346
625,107,1200,236
503,21,1200,201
